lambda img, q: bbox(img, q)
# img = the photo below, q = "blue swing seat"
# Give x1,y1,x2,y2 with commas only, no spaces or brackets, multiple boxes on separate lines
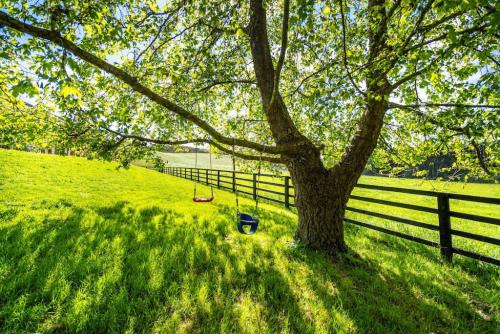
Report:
237,213,259,235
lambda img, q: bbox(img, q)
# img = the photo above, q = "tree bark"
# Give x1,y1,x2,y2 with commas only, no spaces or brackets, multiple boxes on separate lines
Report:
287,100,387,256
291,163,349,255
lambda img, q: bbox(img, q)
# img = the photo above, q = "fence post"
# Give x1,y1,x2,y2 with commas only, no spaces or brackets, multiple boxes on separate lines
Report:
206,169,209,185
284,176,290,209
232,171,236,192
217,170,220,188
253,173,257,200
437,194,453,262
184,168,187,179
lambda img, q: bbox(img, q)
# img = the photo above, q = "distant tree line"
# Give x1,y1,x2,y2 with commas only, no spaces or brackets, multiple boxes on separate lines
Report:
365,154,495,183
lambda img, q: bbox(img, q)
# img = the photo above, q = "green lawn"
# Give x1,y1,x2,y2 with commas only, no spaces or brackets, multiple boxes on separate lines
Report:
165,167,500,259
0,149,498,333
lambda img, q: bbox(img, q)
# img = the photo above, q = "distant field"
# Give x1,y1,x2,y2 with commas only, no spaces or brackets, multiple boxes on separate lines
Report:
157,152,233,170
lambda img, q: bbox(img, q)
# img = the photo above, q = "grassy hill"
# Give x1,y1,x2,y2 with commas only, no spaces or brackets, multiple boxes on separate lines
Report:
0,149,498,333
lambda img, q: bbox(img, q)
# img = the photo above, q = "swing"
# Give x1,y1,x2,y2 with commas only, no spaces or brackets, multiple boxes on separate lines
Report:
192,144,214,203
233,139,262,235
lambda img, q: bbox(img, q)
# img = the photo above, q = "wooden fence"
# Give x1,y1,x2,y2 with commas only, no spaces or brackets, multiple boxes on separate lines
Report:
163,166,500,266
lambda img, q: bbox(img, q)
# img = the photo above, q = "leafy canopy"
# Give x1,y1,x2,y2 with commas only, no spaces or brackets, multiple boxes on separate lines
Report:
0,0,498,178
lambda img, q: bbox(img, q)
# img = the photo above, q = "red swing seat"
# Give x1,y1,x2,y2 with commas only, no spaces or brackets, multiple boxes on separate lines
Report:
193,197,214,203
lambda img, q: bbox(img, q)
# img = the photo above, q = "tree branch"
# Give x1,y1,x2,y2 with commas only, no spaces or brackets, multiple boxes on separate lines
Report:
0,11,297,154
288,62,337,97
402,23,488,55
389,102,500,109
101,127,283,163
339,0,365,96
390,45,452,90
248,0,305,145
270,0,290,107
134,14,171,63
197,79,256,92
416,10,466,33
388,102,497,176
398,0,436,53
387,0,403,20
470,138,494,177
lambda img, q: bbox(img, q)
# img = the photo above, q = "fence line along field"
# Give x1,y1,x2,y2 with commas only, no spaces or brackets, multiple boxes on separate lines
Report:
0,149,499,333
164,166,500,264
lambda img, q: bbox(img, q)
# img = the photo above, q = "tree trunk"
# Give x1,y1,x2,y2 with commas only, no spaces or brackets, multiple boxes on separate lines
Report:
289,163,349,256
287,98,387,257
284,143,353,257
245,0,389,257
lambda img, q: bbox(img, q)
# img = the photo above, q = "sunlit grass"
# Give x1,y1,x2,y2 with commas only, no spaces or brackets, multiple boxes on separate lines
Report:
0,149,498,333
165,165,500,258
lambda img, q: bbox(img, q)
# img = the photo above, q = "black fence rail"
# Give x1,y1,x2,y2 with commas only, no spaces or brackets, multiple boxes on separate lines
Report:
163,166,500,266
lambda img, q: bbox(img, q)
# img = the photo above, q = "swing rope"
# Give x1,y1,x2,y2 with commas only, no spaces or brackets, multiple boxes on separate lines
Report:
232,139,264,213
193,144,198,197
233,138,240,214
209,143,214,198
255,148,263,212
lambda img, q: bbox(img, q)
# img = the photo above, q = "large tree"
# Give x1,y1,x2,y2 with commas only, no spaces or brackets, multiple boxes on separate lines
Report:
0,0,498,255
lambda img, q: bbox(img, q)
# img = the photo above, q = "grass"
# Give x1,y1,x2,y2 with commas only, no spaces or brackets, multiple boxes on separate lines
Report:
0,149,499,333
168,167,499,259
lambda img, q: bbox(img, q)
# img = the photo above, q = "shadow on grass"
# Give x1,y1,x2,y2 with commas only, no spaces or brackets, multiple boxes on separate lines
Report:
0,200,497,333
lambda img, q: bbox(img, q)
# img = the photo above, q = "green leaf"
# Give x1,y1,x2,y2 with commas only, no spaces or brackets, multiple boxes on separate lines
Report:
60,85,82,98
